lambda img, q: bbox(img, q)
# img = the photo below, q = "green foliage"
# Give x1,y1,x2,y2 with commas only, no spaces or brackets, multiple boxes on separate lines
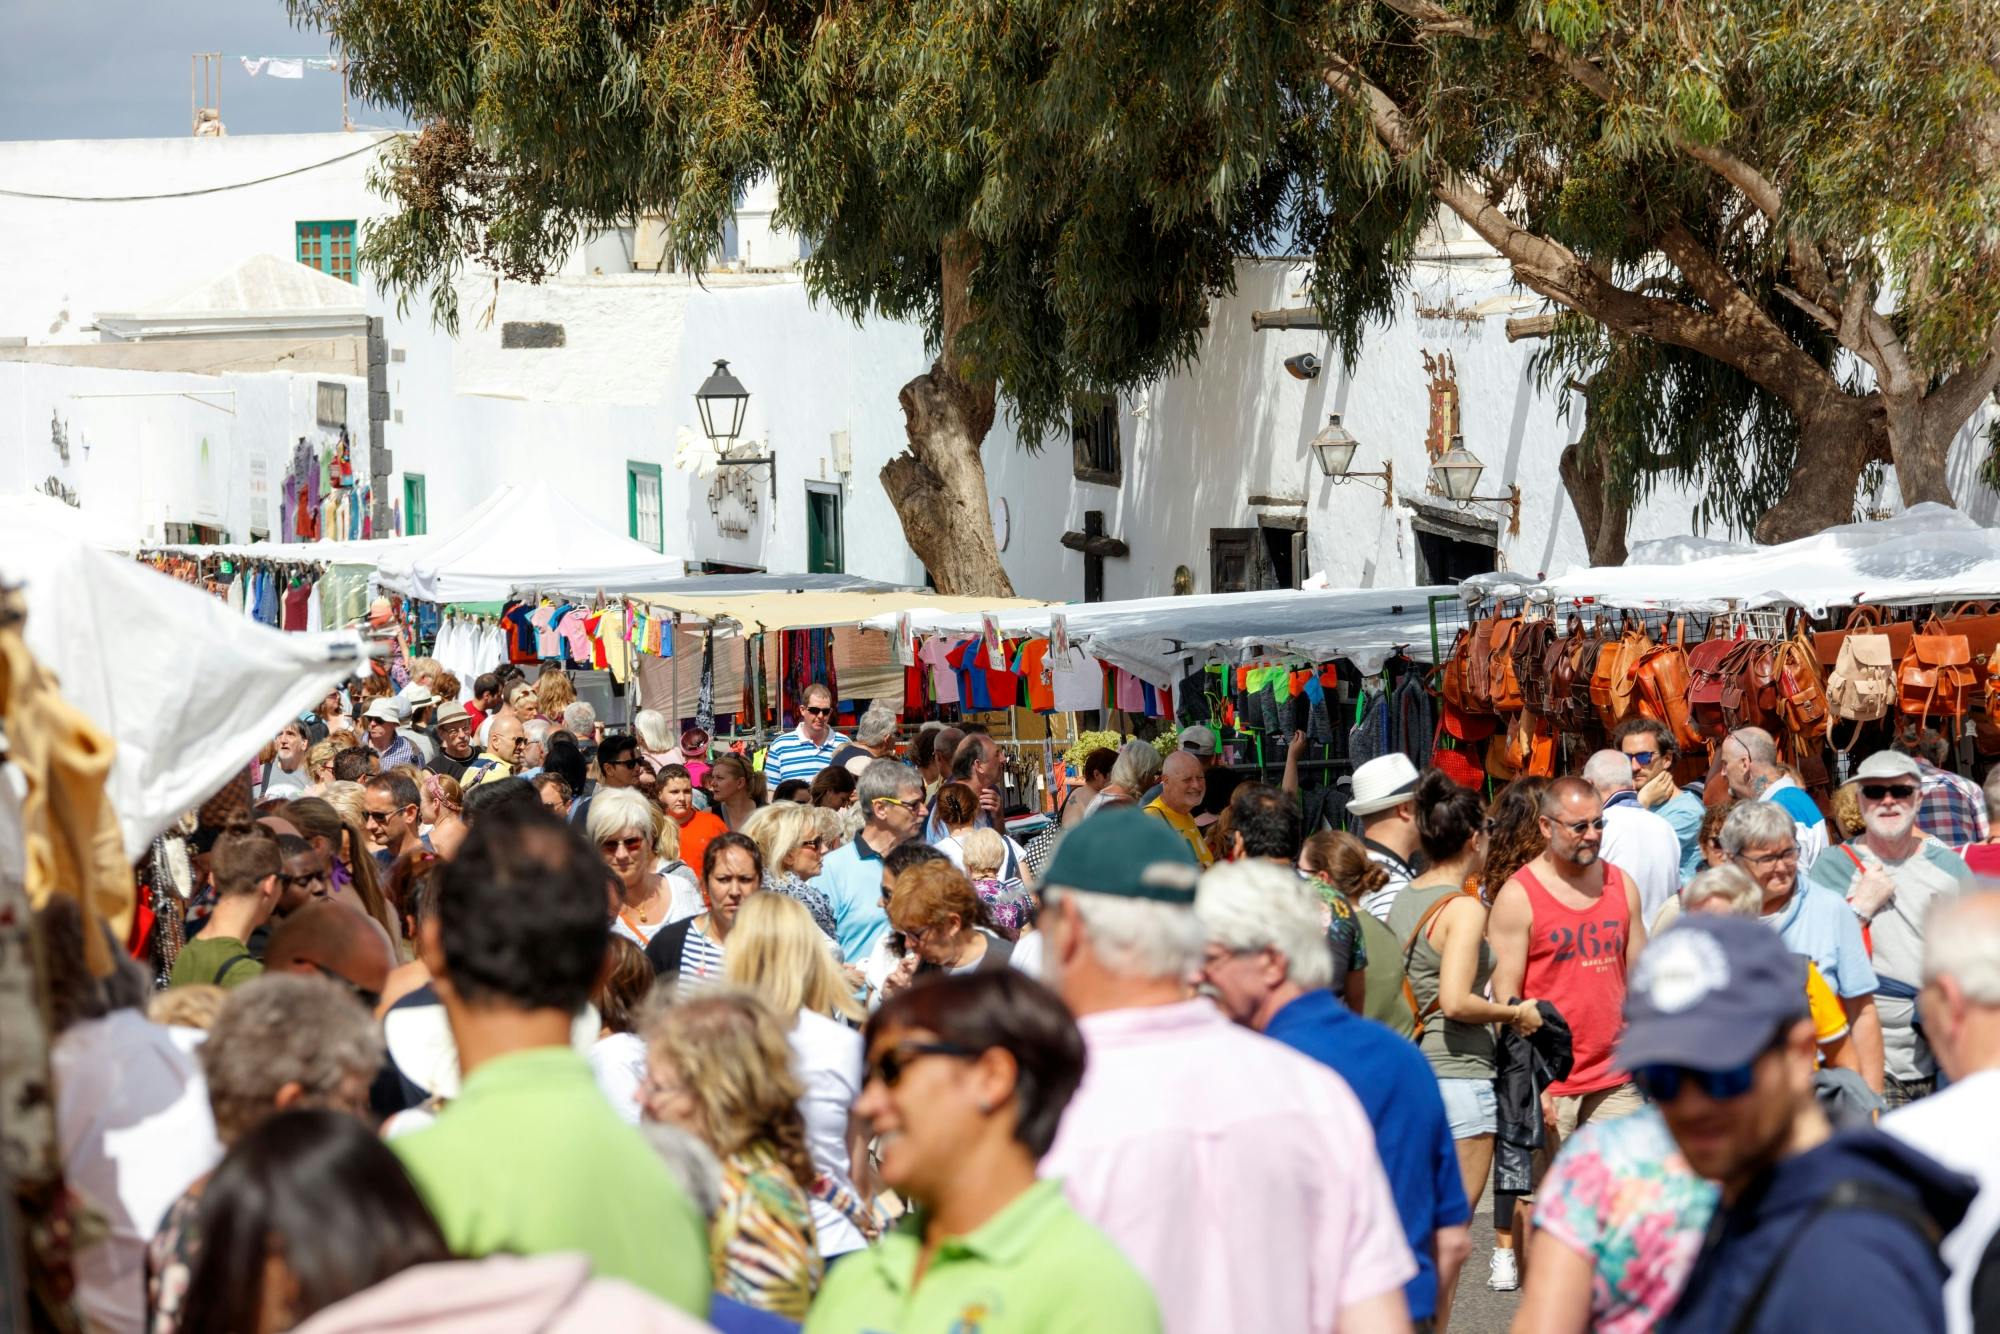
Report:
1062,730,1124,768
298,0,2000,515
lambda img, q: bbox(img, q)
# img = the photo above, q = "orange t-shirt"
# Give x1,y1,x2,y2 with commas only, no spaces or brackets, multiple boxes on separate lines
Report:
672,810,729,888
1017,640,1056,713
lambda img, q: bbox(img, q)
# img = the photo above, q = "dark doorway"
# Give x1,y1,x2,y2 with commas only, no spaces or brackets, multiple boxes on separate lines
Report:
1411,510,1498,585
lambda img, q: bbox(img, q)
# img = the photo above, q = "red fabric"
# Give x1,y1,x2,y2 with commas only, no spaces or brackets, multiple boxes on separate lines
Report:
281,583,311,632
464,702,486,732
905,664,925,714
1960,843,2000,877
1513,864,1634,1096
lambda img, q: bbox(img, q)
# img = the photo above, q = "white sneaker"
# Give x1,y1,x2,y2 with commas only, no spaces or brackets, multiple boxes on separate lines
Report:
1488,1248,1520,1292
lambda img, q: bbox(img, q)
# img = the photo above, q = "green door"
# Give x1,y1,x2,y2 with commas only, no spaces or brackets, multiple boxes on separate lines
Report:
806,486,843,573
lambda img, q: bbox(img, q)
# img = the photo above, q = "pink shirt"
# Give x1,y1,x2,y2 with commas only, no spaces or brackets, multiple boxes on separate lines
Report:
1041,1000,1415,1334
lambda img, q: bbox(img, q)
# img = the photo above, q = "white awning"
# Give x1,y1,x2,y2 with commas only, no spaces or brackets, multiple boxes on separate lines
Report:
3,511,366,859
374,485,690,603
864,584,1454,683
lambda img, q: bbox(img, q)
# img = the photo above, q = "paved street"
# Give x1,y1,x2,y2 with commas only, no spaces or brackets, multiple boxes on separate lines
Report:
1444,1194,1524,1333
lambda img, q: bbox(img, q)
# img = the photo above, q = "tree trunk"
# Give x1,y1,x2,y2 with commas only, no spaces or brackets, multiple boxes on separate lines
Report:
1755,393,1885,542
1888,395,1957,510
1558,440,1630,566
878,233,1015,597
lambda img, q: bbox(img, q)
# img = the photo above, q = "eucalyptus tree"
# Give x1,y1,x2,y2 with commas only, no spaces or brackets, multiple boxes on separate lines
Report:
300,0,2000,581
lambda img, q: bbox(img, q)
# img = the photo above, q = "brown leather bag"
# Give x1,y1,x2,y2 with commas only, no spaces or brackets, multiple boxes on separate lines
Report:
1570,623,1610,728
1487,618,1527,713
1513,619,1556,715
1931,601,2000,666
1603,622,1657,729
1545,617,1584,726
1632,620,1704,751
1686,633,1741,743
1466,617,1501,714
1440,636,1498,742
1898,630,1977,728
1773,635,1832,741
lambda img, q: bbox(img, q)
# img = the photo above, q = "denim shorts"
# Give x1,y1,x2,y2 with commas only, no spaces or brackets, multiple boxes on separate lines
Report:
1438,1076,1498,1139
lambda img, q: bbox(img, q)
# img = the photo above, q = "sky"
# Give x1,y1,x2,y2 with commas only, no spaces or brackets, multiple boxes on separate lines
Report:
0,0,407,140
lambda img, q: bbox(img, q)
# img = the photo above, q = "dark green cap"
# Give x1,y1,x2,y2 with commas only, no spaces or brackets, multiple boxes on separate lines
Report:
1039,807,1201,904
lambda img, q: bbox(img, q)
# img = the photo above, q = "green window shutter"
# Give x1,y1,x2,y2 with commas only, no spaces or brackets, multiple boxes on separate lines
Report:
402,474,427,536
296,221,358,283
627,462,664,552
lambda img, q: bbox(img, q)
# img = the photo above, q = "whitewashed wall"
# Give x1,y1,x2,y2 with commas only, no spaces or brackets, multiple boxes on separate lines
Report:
2,132,1993,600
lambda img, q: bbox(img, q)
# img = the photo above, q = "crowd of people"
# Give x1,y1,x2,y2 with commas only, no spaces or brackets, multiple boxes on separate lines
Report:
36,658,2000,1333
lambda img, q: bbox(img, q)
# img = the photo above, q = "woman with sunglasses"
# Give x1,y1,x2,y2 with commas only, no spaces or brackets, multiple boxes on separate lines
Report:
805,969,1160,1333
743,801,840,943
592,788,700,947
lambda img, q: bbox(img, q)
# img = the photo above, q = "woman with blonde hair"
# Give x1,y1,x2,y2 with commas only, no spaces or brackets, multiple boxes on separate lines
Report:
708,752,765,832
305,737,343,790
593,788,701,945
642,989,823,1317
959,826,1033,939
416,771,466,861
535,668,577,723
815,804,856,855
286,791,399,949
725,894,876,1263
743,802,839,942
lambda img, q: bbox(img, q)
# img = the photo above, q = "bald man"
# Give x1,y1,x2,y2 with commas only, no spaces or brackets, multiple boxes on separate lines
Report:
264,899,397,1007
1146,750,1214,866
1718,725,1828,873
462,715,527,791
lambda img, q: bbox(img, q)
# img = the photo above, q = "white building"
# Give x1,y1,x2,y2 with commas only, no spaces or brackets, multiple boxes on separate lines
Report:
2,130,1993,601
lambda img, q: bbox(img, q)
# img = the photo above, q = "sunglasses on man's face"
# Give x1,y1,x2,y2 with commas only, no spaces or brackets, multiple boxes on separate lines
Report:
1625,750,1657,768
1631,1060,1758,1103
1860,783,1918,802
1551,816,1607,835
804,705,832,717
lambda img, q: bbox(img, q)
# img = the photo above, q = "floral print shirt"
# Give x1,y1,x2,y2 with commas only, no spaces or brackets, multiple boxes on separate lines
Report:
713,1140,823,1319
1534,1105,1719,1333
1306,872,1369,1000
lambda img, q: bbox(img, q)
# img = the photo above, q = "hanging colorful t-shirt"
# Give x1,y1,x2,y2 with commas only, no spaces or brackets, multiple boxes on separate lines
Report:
946,638,1017,711
1050,647,1106,712
1015,640,1057,714
557,607,592,665
918,637,962,706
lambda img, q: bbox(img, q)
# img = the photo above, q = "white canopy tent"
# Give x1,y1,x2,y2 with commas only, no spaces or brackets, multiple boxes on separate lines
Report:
2,512,367,860
864,584,1454,684
0,492,140,552
374,485,691,604
1478,504,2000,615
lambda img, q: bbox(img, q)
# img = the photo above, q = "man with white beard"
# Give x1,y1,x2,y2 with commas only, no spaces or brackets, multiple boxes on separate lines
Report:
1809,750,1971,1108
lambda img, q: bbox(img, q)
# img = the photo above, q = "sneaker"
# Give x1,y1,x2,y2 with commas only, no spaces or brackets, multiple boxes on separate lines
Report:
1488,1248,1520,1292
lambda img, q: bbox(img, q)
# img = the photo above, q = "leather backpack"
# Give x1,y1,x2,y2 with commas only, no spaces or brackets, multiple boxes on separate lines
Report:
1898,628,1977,730
1513,619,1556,715
1632,620,1704,751
1544,617,1585,727
1570,623,1610,729
1466,617,1501,715
1687,634,1742,742
1826,628,1896,725
1602,622,1657,730
1441,631,1498,741
1812,606,1913,673
1773,635,1833,741
1487,618,1527,714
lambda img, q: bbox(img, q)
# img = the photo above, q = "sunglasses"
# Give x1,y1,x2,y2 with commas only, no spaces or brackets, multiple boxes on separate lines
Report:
804,705,832,717
867,1040,977,1088
308,961,382,1012
798,837,824,852
1625,750,1657,768
1860,783,1918,801
1551,816,1608,834
872,795,911,809
362,808,408,825
1630,1059,1759,1103
599,836,649,855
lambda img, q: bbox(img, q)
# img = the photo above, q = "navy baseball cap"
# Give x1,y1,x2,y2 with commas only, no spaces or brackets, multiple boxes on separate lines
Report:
1617,915,1809,1072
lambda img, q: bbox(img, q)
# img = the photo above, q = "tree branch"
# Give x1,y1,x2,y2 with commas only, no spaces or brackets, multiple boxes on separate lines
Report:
1924,334,2000,441
1321,53,1839,411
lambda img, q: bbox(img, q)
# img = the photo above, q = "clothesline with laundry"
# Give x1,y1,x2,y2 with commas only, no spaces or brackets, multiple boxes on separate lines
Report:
237,56,342,79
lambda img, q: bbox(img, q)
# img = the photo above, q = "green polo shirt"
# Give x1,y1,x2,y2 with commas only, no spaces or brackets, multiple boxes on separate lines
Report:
803,1179,1160,1333
390,1045,710,1316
